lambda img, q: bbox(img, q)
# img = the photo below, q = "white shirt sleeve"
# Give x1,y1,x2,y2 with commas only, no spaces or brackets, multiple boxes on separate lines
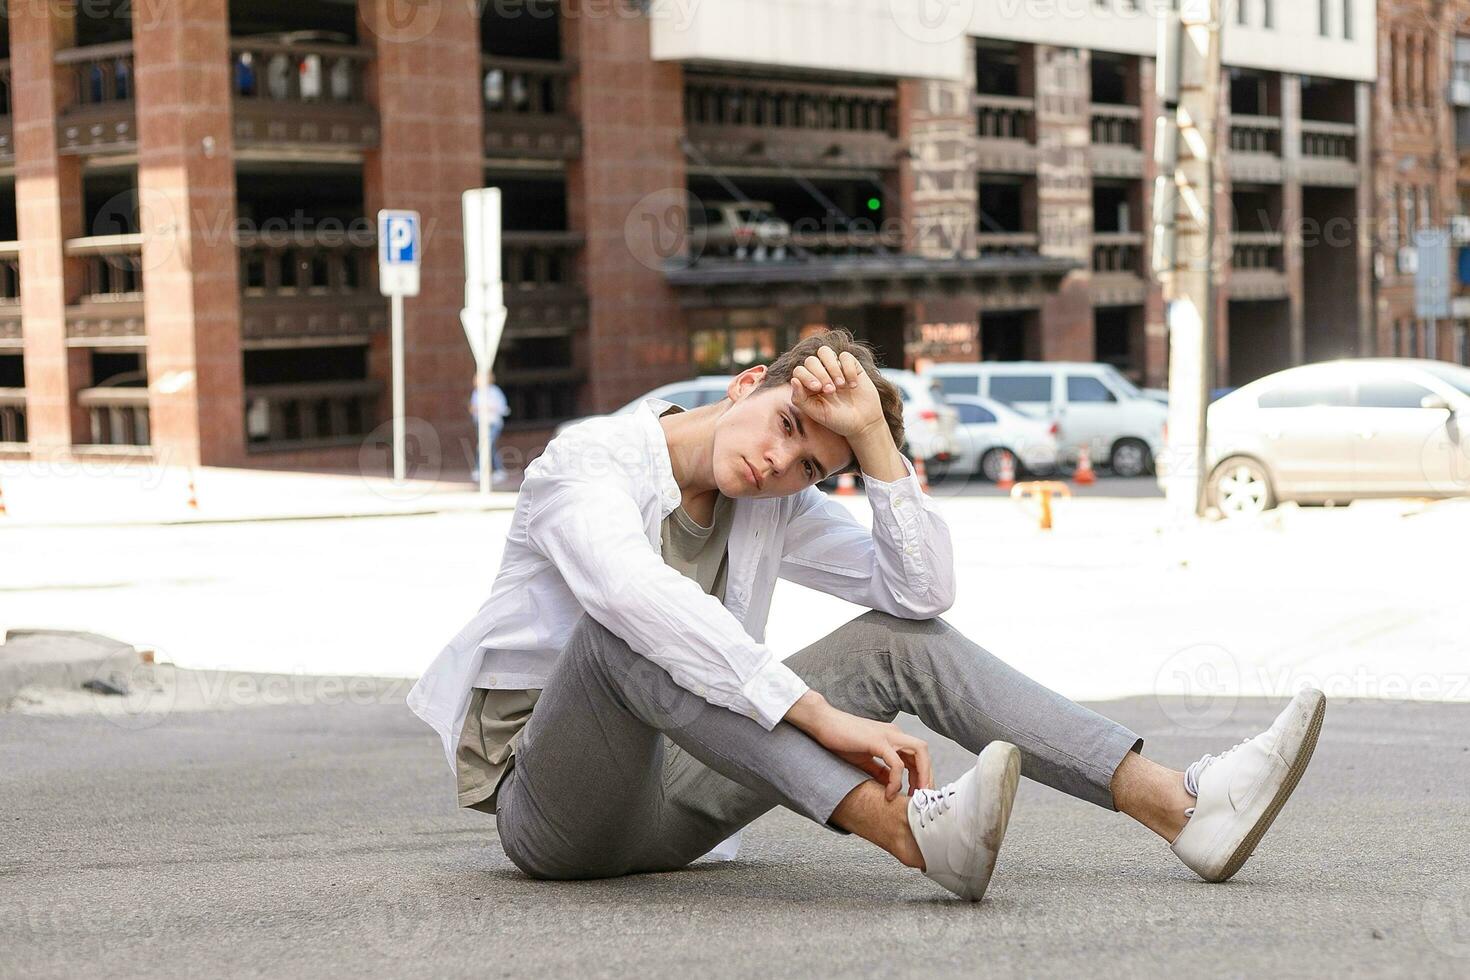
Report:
777,455,957,618
520,458,809,730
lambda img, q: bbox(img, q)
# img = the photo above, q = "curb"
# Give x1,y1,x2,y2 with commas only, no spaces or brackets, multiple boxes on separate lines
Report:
0,629,146,705
0,498,521,531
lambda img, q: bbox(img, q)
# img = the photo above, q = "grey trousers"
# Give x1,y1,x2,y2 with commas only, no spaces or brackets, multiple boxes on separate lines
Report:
494,610,1142,881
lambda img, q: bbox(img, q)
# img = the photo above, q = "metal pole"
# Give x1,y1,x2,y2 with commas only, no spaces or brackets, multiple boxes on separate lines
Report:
1158,0,1223,519
391,291,405,482
477,360,491,495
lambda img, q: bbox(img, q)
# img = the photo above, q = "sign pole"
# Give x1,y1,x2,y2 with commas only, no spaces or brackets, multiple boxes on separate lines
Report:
378,208,422,484
462,188,507,495
391,291,406,482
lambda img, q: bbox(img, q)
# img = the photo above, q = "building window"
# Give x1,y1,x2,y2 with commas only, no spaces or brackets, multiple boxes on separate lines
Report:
1237,0,1248,26
1318,0,1329,37
1342,1,1352,40
1263,0,1273,28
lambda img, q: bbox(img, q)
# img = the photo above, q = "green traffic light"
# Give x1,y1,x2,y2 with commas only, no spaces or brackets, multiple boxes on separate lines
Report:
866,197,881,211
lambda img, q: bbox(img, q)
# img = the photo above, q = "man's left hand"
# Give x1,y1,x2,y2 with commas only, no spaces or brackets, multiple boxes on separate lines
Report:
789,346,884,439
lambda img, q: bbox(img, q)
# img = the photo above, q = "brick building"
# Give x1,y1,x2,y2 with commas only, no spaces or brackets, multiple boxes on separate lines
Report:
0,0,1445,474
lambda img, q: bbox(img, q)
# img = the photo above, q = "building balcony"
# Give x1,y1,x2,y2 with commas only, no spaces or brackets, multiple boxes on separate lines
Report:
1299,120,1358,186
1228,114,1283,183
55,42,137,155
1230,231,1288,299
1090,104,1143,178
0,60,13,163
245,379,381,453
0,243,20,344
0,387,26,448
231,39,380,154
1091,231,1148,305
501,231,587,338
683,73,899,173
975,232,1039,257
77,385,150,451
64,234,146,346
482,57,581,161
974,94,1037,173
238,230,386,346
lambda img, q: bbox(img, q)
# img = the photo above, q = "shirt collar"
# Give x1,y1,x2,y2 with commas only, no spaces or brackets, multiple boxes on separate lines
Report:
636,398,685,517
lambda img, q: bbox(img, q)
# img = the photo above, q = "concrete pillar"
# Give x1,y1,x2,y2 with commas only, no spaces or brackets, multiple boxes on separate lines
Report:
1034,45,1093,361
359,0,484,462
1139,55,1168,388
9,0,85,452
132,0,242,467
564,1,688,414
1280,73,1305,367
901,42,978,259
1354,80,1375,361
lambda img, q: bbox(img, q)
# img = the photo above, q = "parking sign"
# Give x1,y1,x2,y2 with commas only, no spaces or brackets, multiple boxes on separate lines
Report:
378,209,421,297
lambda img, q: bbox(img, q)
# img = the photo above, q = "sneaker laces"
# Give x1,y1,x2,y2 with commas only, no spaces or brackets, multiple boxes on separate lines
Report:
1181,735,1254,815
911,785,956,829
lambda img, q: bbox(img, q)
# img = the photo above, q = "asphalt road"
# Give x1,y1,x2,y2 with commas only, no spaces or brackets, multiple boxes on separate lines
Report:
3,684,1467,978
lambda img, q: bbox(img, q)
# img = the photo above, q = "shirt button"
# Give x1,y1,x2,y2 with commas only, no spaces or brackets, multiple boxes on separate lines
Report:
893,498,905,508
487,675,497,685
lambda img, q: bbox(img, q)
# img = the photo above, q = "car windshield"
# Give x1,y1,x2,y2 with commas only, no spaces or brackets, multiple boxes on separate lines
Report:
1102,366,1141,398
1418,362,1470,397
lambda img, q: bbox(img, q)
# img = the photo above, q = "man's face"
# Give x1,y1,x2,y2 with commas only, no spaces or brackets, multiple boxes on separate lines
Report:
711,368,855,498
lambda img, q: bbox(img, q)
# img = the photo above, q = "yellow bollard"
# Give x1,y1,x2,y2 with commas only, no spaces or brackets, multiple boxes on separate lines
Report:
1010,480,1073,531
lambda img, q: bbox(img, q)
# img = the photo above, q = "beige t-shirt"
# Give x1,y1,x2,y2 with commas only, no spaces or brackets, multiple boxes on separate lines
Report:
457,407,735,813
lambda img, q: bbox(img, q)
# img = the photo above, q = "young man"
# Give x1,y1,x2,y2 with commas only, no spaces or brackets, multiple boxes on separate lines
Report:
409,330,1325,899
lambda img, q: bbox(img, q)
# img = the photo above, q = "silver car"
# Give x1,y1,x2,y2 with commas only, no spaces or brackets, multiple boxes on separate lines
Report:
1204,359,1470,516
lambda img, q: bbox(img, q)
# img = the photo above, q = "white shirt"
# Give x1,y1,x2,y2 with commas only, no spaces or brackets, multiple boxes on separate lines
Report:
407,396,957,786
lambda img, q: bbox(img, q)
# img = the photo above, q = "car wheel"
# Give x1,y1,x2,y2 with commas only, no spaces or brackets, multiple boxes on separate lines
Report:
979,449,1013,483
1110,438,1153,478
1209,456,1276,518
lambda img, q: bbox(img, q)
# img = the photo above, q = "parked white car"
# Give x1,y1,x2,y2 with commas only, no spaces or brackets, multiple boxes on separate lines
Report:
921,361,1167,477
879,368,959,467
944,394,1060,480
1204,358,1470,517
553,376,733,436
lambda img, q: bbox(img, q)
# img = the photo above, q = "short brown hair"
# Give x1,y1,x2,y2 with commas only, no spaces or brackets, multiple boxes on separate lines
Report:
754,328,906,474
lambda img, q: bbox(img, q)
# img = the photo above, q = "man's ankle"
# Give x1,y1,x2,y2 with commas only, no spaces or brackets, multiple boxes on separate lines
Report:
832,781,925,870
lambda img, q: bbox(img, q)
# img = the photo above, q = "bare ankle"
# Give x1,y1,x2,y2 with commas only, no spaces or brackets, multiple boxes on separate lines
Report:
831,781,925,870
1111,751,1194,843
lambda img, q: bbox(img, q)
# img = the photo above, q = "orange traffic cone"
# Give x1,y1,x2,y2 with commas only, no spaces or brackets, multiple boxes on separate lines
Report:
835,471,858,496
914,457,931,494
1073,445,1096,486
0,476,7,517
187,470,200,510
996,450,1016,491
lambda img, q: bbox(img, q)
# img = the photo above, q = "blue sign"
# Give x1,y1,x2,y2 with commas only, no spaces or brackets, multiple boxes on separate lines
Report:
381,212,419,265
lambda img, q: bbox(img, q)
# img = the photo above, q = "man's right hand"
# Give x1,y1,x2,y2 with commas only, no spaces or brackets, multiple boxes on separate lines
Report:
784,690,932,801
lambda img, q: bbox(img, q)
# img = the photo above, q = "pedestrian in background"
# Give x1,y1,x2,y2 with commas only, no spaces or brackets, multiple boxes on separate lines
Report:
470,372,510,484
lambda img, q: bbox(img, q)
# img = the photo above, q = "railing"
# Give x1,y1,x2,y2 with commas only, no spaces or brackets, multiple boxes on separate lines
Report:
502,231,582,290
0,388,26,445
0,59,12,116
78,386,149,447
788,227,905,256
238,231,376,296
483,56,575,117
0,242,19,302
65,235,144,300
230,39,372,103
1090,104,1140,148
56,42,135,108
975,94,1035,141
1231,231,1284,271
1301,120,1356,161
244,380,380,449
1229,114,1281,155
976,232,1040,256
1092,232,1144,274
685,74,895,135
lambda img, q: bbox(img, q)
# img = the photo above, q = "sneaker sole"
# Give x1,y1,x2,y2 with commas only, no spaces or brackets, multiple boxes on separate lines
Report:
964,741,1021,901
1214,689,1327,882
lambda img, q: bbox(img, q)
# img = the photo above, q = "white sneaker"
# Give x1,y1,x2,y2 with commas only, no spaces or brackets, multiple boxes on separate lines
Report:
1171,688,1327,883
907,741,1021,901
